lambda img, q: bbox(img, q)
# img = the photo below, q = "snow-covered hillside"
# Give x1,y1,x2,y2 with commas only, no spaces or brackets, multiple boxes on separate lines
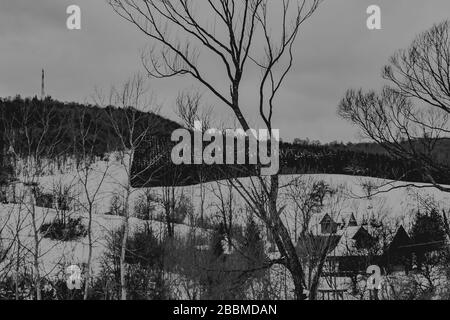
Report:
31,154,450,227
1,154,450,277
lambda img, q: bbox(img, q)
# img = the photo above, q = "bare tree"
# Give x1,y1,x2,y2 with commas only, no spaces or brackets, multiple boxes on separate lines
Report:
176,91,213,224
284,177,347,300
339,21,450,194
74,108,111,300
98,74,162,300
285,177,334,239
108,0,322,299
338,20,450,243
1,107,29,300
175,91,213,132
161,185,177,238
152,166,186,238
9,101,68,300
210,180,236,251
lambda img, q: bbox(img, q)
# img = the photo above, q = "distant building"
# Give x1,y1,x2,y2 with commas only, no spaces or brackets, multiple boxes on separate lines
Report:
301,211,447,299
319,213,339,234
299,213,378,277
302,213,427,274
381,225,413,273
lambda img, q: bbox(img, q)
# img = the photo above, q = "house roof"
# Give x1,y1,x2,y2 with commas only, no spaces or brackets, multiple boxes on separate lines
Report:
316,212,360,229
386,226,411,250
348,213,357,226
327,226,370,257
319,213,334,224
297,225,373,258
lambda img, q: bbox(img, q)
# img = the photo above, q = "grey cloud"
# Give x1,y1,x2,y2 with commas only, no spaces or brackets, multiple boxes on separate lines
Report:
1,0,450,142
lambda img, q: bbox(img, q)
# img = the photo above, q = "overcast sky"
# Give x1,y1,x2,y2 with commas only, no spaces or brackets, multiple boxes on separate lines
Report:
1,0,450,143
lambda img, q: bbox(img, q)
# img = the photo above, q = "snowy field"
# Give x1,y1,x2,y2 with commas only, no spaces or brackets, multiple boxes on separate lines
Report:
1,154,450,281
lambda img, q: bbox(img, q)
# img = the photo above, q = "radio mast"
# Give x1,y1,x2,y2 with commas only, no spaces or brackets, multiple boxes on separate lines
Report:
41,69,45,100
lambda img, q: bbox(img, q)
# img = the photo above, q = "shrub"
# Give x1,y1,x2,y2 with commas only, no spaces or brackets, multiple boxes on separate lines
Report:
34,190,54,209
109,193,125,216
191,216,216,230
0,274,35,300
153,192,194,225
125,224,164,267
240,217,266,272
134,191,157,221
55,186,72,211
40,217,87,241
410,208,448,269
173,193,194,224
0,186,6,204
90,225,169,300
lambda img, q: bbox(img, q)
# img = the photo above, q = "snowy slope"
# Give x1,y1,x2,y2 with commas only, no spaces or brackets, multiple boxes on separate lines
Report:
2,155,450,277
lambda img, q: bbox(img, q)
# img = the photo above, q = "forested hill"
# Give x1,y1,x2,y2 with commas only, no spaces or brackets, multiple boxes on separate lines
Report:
131,138,433,188
278,142,432,184
0,95,182,159
0,95,445,187
279,137,450,185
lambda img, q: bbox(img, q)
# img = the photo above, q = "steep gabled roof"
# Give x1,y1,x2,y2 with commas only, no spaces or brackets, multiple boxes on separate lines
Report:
348,213,357,227
319,213,334,224
328,226,372,257
385,225,413,253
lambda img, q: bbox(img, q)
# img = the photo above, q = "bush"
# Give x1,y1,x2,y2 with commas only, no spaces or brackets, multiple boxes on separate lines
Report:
109,194,125,216
0,274,35,300
40,217,87,241
410,209,447,268
125,224,164,267
240,217,266,273
191,216,216,230
34,191,54,209
173,193,193,224
0,163,14,185
153,192,194,225
0,187,6,204
55,187,72,211
90,225,169,300
134,191,157,221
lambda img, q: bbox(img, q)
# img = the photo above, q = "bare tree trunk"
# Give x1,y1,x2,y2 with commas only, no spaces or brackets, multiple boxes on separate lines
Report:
108,0,320,300
31,204,41,300
120,189,131,300
83,203,93,300
199,180,205,224
97,74,161,300
308,250,328,300
269,175,306,300
15,244,20,300
162,186,176,238
275,219,306,299
14,202,24,300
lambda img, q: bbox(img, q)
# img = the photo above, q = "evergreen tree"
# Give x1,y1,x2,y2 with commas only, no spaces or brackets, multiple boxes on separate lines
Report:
241,217,265,272
210,223,226,259
410,209,447,267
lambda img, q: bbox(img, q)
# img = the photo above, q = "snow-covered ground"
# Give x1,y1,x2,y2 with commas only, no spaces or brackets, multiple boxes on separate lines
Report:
27,154,450,229
1,154,450,282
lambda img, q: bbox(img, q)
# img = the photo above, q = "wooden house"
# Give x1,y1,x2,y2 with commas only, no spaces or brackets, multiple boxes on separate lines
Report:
301,213,378,276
